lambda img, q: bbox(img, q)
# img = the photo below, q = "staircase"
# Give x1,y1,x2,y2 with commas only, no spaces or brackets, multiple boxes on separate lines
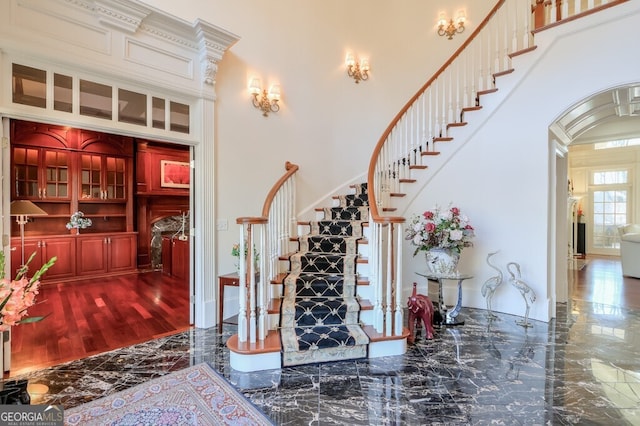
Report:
228,0,630,372
280,183,370,366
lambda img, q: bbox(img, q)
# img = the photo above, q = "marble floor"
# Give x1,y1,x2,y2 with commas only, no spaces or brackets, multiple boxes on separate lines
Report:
4,301,638,425
4,260,640,425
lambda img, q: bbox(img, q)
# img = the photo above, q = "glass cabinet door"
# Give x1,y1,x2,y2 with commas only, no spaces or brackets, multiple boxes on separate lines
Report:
45,150,69,199
105,156,126,200
81,154,126,200
13,147,40,198
81,154,103,199
13,147,69,200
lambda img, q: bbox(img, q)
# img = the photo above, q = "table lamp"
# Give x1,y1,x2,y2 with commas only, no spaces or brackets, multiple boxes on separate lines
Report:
10,200,48,266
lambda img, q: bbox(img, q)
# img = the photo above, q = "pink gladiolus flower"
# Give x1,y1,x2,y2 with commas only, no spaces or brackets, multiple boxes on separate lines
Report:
1,251,56,330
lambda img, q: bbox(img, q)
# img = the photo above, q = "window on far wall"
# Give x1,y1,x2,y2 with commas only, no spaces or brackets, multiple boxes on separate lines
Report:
590,170,629,252
594,138,640,150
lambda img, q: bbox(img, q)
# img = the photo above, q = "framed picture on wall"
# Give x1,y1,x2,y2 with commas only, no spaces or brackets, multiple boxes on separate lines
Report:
160,160,190,188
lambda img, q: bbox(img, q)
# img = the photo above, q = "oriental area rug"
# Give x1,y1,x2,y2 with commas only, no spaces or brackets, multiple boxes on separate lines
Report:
64,363,273,425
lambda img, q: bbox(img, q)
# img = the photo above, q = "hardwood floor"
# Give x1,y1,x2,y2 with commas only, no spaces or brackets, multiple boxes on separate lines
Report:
10,271,191,376
570,255,640,310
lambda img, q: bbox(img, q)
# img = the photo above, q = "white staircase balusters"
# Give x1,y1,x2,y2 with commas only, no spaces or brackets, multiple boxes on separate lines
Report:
394,222,404,336
237,225,248,343
235,162,299,345
366,0,626,343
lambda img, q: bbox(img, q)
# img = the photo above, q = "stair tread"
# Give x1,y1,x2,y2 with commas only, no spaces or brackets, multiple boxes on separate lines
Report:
493,68,514,78
227,330,281,354
461,106,482,112
477,88,498,96
362,325,410,342
509,45,537,58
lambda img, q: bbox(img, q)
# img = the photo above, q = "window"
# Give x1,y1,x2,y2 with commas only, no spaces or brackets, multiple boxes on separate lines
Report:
170,101,189,134
54,73,73,113
80,79,112,120
12,64,46,108
590,169,629,252
118,89,147,126
593,170,627,185
594,138,640,150
152,97,166,129
11,63,191,134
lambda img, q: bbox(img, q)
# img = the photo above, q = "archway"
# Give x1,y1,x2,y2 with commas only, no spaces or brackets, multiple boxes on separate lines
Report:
551,84,640,307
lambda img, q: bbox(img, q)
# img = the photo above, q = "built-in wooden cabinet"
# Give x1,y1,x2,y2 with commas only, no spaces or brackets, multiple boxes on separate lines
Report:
12,146,70,201
10,233,136,281
161,236,189,282
80,153,126,201
9,119,189,282
10,119,137,282
76,233,138,276
10,236,76,281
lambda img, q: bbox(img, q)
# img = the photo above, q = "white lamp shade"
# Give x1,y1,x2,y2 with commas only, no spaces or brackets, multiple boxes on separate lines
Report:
268,85,281,101
249,78,262,95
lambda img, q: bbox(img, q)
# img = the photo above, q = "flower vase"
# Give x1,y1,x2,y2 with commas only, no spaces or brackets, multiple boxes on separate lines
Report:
426,248,460,276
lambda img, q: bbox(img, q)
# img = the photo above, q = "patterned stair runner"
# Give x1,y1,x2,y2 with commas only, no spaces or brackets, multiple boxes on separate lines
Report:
280,183,370,366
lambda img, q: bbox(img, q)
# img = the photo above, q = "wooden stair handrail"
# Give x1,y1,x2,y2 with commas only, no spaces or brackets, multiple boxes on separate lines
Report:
367,0,506,223
262,161,299,218
235,161,299,224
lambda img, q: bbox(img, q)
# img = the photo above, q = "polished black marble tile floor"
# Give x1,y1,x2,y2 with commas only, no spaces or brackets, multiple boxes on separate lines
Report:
5,298,640,425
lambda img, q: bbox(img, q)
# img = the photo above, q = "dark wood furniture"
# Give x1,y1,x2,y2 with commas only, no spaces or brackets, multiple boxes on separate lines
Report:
9,119,192,283
161,235,189,284
135,140,189,269
10,119,136,281
218,272,240,331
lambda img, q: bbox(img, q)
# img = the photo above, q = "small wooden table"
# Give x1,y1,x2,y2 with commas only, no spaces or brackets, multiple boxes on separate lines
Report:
218,272,240,332
415,272,474,326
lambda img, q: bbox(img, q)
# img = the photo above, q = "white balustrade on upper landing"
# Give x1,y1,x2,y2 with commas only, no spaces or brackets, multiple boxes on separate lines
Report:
366,0,629,338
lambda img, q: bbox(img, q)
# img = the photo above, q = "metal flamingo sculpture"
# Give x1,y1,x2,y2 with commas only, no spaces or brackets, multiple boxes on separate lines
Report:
481,251,503,319
507,262,536,328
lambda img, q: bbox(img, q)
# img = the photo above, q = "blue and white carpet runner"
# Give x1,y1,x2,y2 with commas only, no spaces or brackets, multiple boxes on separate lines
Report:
280,183,370,366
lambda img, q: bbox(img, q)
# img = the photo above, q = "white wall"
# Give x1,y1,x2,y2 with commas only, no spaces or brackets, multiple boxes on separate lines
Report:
139,0,496,277
402,2,640,321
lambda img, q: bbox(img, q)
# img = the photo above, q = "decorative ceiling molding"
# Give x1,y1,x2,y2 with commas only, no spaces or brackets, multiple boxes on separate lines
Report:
551,84,640,145
61,0,239,87
194,19,240,86
93,0,150,33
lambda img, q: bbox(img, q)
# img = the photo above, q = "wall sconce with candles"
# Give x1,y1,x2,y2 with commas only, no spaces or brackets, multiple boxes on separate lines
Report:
437,10,466,39
345,53,369,84
249,78,281,117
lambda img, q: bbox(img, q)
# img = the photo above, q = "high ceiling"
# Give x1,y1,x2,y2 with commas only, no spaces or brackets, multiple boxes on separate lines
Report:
551,84,640,145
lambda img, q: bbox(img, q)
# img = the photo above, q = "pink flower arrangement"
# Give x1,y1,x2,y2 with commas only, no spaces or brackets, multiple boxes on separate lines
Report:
0,251,56,332
406,204,475,255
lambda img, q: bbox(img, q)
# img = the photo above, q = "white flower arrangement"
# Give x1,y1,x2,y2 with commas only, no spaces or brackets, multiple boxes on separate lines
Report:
66,211,92,230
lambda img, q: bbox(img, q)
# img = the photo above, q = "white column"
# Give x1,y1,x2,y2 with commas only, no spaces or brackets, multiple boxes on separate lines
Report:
193,97,217,329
